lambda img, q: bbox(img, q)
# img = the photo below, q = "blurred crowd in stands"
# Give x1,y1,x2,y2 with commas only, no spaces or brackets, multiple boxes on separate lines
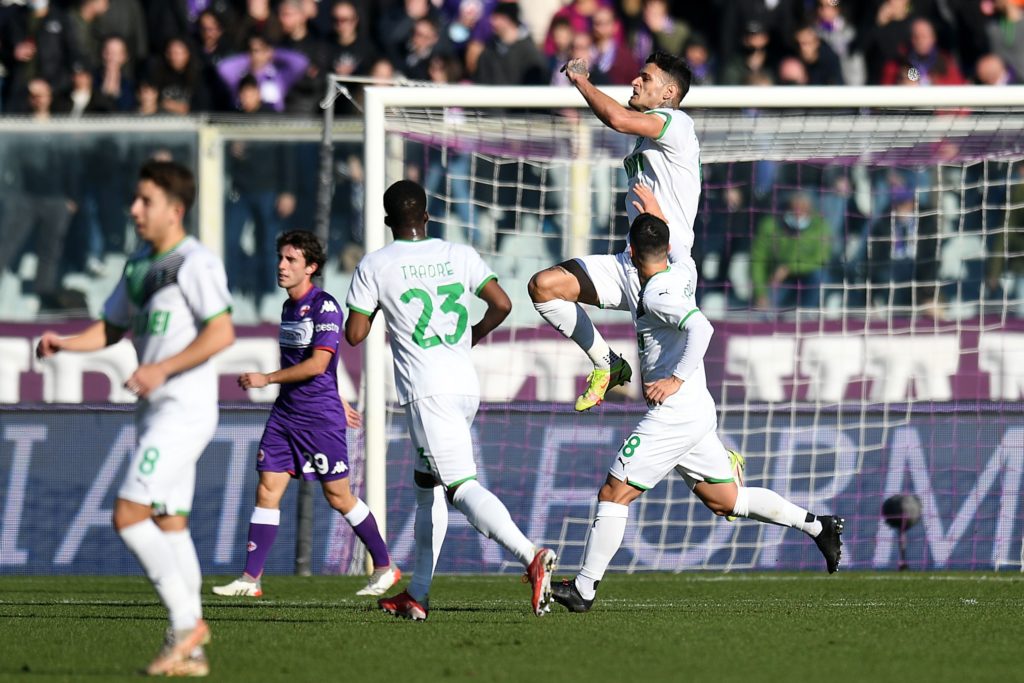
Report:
0,0,1022,321
3,0,1023,117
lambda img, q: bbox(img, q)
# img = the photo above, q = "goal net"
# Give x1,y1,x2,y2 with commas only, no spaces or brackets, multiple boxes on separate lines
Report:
348,82,1024,573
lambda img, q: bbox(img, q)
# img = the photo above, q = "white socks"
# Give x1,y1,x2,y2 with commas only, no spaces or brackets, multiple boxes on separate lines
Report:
732,486,823,536
343,499,370,526
576,501,629,600
164,529,203,620
408,484,448,603
534,299,613,369
119,519,198,631
451,480,535,566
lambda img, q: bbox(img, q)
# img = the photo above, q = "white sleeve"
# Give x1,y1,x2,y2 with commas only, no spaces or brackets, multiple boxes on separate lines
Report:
671,309,713,382
346,258,379,316
465,246,497,296
179,250,233,324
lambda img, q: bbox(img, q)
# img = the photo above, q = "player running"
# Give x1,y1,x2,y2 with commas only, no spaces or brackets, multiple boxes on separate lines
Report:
345,180,557,620
551,200,844,614
213,230,398,599
529,50,702,412
37,161,234,676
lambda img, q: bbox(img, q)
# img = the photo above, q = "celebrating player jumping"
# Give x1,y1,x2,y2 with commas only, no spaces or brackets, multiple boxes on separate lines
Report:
213,230,398,600
529,50,701,412
551,190,844,614
345,180,557,620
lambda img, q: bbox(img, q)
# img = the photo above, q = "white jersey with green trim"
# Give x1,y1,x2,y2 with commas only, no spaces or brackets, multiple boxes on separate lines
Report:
631,264,709,402
623,106,701,261
346,238,495,404
103,236,232,407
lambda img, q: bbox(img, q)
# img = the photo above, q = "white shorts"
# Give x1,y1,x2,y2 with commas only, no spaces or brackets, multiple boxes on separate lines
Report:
406,394,479,487
575,250,698,311
608,393,733,491
117,402,217,516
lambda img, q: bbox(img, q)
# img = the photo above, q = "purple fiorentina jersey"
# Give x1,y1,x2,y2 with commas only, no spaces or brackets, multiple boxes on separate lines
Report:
271,285,346,430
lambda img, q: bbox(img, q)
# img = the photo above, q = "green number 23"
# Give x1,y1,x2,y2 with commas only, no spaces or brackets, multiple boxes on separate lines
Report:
400,283,468,349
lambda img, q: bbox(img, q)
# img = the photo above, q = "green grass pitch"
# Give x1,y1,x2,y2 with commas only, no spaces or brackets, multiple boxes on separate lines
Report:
1,573,1022,683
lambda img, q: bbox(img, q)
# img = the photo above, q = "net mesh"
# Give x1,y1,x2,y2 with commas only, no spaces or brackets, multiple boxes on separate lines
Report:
370,102,1024,573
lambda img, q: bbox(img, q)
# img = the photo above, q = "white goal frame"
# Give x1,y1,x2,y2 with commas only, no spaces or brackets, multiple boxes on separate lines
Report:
356,81,1024,541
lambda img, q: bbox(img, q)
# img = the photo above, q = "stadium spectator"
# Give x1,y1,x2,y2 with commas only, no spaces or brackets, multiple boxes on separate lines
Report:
813,0,865,86
330,0,378,79
376,0,440,72
442,0,485,63
751,191,832,311
867,186,941,314
35,160,234,676
975,52,1018,85
719,0,802,65
777,55,809,86
546,15,574,80
135,77,159,114
985,0,1024,81
97,35,136,111
67,0,110,74
147,36,209,114
217,31,309,112
275,0,327,114
543,0,612,56
94,0,147,75
0,88,79,308
474,3,547,85
719,20,778,86
224,76,298,307
861,0,914,84
57,63,114,115
400,16,446,81
881,17,966,85
0,1,77,113
628,0,690,68
590,6,636,85
793,22,844,85
236,0,284,46
683,33,715,85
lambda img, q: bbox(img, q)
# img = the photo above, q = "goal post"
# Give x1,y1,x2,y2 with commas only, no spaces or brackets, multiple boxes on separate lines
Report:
350,79,1024,572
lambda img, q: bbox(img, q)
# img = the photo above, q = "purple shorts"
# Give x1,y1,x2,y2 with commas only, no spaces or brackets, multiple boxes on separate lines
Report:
257,416,350,482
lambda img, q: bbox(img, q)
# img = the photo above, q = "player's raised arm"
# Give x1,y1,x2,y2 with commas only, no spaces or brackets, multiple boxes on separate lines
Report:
564,52,690,139
471,278,512,347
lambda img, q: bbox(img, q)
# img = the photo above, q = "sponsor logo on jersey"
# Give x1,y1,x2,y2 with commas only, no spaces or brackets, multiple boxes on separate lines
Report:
279,319,314,347
315,322,339,333
320,300,338,314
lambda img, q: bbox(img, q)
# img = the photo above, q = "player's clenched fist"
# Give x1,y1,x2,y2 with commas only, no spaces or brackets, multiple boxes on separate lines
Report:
238,372,269,389
35,331,63,359
562,58,590,83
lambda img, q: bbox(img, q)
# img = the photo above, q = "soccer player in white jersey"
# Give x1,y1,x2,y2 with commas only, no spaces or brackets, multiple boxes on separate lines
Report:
529,50,701,412
345,180,557,620
36,161,235,674
551,197,844,614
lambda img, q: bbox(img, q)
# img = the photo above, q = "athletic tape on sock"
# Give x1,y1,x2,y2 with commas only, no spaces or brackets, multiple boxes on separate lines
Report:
251,506,281,525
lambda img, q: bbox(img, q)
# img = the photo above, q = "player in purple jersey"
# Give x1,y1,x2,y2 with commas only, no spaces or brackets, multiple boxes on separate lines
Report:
213,230,400,598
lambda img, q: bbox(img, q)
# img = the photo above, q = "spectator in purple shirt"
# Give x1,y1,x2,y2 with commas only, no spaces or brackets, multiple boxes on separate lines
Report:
216,30,309,111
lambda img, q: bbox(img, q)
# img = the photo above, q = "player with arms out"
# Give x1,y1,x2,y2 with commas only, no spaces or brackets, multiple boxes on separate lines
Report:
345,180,557,620
551,194,844,614
529,49,701,412
37,160,235,676
213,230,398,599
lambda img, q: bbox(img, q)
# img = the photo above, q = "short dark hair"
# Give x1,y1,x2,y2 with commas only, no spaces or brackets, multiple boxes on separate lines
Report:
239,74,259,91
139,160,196,212
276,230,326,276
646,50,692,105
383,179,427,228
629,213,670,263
